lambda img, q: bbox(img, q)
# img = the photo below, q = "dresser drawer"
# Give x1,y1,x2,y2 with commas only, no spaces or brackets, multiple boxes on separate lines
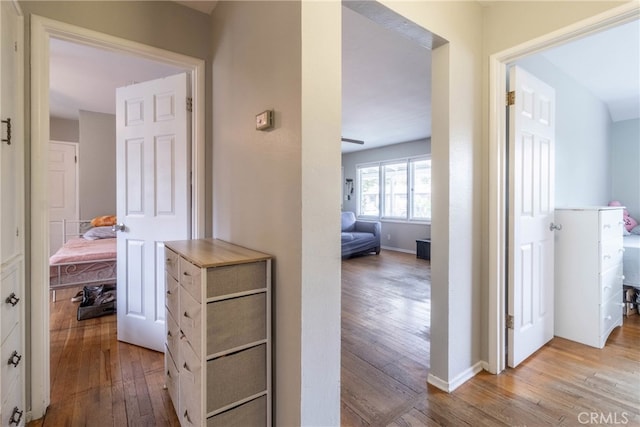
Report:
599,210,624,242
600,240,624,272
165,344,179,414
600,290,623,345
600,264,623,304
207,395,267,427
207,343,267,413
180,340,202,427
206,261,267,298
180,287,203,356
166,274,180,320
180,258,202,302
1,371,23,427
165,248,180,281
207,293,266,355
166,310,180,361
1,265,21,344
0,324,22,394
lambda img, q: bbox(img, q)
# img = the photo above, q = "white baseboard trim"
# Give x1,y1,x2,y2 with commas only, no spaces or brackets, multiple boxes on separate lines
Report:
427,361,484,393
381,245,416,254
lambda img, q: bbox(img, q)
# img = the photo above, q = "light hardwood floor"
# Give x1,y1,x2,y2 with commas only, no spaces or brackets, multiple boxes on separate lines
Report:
29,286,179,427
30,252,640,426
341,250,640,426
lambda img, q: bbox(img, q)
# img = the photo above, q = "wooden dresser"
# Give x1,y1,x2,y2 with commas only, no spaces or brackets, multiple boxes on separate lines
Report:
554,207,624,348
164,239,272,427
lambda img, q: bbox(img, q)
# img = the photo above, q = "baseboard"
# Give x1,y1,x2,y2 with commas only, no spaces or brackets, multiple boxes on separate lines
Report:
427,361,484,392
380,245,416,255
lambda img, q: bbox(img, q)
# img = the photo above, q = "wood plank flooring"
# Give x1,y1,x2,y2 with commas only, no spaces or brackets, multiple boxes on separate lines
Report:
29,286,179,427
30,252,640,426
341,250,640,426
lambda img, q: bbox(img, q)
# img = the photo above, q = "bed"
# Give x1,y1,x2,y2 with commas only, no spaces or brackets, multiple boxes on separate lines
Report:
623,235,640,289
49,219,117,300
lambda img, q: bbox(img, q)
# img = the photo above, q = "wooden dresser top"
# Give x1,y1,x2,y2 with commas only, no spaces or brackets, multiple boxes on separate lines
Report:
164,238,272,268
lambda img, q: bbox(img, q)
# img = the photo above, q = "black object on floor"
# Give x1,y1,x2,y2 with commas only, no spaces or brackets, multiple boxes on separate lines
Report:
77,284,116,320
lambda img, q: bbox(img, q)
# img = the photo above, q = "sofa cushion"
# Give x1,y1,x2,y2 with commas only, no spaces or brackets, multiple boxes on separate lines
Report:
341,211,356,232
341,233,355,242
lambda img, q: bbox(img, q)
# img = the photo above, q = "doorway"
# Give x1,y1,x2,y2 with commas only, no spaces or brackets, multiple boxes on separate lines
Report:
487,3,640,374
29,15,205,419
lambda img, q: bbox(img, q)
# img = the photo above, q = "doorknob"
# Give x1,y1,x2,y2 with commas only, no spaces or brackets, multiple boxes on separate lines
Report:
112,223,126,232
549,222,562,231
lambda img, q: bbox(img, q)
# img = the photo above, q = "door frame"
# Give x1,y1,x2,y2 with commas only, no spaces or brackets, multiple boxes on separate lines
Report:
487,2,639,374
29,15,206,418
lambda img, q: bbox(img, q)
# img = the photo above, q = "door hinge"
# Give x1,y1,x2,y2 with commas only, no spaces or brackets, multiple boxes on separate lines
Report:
506,314,514,329
186,97,193,112
75,155,78,163
506,91,515,106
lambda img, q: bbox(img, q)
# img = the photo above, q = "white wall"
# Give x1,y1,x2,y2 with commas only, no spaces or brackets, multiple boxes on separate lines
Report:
515,54,612,207
342,139,431,252
211,1,341,425
611,118,640,219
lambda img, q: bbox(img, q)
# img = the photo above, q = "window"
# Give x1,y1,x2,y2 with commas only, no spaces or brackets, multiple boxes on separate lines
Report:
357,156,431,222
358,165,380,217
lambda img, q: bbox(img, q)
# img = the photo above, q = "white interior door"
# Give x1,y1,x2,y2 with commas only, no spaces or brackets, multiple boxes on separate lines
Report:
48,141,78,254
507,66,556,367
116,73,190,352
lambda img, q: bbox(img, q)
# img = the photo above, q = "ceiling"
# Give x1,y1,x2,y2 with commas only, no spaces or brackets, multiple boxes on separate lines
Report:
48,4,639,154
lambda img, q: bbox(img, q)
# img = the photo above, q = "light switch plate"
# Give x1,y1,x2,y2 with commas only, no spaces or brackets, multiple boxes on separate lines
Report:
256,110,274,131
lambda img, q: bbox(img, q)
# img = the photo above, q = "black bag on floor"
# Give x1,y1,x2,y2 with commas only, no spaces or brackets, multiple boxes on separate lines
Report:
77,284,116,320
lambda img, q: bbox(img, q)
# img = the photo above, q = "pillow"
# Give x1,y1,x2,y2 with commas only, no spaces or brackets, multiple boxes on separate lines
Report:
624,214,638,232
83,226,117,240
91,215,117,227
631,225,640,235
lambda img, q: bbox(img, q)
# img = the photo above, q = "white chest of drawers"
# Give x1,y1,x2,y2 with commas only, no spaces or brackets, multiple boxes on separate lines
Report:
164,239,272,427
554,207,624,348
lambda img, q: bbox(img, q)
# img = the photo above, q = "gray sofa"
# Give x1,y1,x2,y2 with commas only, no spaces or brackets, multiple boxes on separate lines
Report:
341,211,381,258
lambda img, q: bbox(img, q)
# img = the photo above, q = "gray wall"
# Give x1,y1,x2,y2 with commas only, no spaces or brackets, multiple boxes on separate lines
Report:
342,139,431,252
211,2,342,425
611,118,640,219
50,117,78,142
78,110,116,220
516,54,612,208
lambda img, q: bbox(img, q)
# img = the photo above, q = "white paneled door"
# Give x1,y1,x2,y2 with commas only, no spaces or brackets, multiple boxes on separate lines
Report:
507,66,556,367
48,141,78,255
116,73,191,352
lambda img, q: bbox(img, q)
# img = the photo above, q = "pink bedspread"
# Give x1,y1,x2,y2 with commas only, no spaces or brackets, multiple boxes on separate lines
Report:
49,237,116,265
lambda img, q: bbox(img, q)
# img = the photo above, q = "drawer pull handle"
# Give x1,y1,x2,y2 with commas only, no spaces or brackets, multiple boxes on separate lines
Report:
183,410,192,423
183,311,191,319
7,350,21,367
603,255,611,260
605,315,612,320
167,369,171,377
621,275,625,280
183,271,191,277
166,289,172,295
9,407,23,425
5,292,19,306
167,330,172,337
183,362,191,372
180,330,186,340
